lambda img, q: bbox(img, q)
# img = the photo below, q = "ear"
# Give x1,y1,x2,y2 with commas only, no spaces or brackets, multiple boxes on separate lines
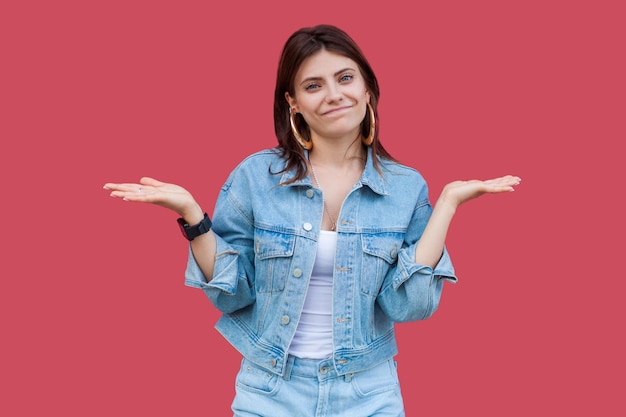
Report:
285,92,297,112
365,90,371,103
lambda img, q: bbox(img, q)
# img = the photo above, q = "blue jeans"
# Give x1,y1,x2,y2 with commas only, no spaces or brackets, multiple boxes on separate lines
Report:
231,356,405,416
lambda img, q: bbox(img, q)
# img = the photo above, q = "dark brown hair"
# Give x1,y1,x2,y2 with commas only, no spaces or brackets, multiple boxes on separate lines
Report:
273,24,396,182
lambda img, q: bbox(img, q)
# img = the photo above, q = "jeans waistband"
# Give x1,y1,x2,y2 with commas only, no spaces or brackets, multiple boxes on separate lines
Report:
282,355,355,382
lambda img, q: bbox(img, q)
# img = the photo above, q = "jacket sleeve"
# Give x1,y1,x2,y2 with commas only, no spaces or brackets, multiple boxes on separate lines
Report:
376,197,457,323
184,168,256,313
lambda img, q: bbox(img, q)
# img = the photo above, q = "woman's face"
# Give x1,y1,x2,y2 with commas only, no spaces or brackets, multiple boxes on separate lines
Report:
286,49,370,143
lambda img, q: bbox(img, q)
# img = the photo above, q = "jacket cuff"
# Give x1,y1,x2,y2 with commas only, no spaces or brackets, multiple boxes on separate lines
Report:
393,245,457,291
183,234,241,293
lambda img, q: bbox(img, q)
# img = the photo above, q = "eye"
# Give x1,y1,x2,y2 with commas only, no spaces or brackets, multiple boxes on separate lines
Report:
339,74,353,83
305,83,321,91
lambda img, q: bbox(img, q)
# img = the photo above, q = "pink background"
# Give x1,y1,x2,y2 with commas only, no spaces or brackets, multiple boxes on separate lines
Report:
1,0,624,415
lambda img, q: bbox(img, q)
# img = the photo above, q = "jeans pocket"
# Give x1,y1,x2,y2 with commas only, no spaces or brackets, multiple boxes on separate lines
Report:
351,360,399,397
236,359,281,396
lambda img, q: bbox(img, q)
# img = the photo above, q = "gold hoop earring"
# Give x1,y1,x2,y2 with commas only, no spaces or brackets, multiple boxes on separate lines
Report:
362,102,376,146
289,108,312,150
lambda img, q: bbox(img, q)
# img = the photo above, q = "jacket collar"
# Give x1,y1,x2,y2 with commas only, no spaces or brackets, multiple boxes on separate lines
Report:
279,147,389,196
359,147,389,196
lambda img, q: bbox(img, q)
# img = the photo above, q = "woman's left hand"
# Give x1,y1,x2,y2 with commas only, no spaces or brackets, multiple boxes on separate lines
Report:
440,175,521,209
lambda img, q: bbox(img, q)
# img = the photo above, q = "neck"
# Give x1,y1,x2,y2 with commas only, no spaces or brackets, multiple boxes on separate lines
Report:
308,138,366,168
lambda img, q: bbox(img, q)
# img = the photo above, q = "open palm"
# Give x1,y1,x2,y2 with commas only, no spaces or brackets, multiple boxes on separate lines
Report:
104,177,197,217
441,175,521,208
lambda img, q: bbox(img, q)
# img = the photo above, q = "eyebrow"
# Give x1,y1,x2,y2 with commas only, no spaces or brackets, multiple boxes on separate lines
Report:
299,67,356,86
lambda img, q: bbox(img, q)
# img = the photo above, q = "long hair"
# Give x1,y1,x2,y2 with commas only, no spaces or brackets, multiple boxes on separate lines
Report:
273,24,396,183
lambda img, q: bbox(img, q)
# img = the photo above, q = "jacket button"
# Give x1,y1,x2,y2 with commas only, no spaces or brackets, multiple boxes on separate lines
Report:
293,268,303,278
303,222,312,231
305,189,314,198
281,315,290,325
270,359,277,367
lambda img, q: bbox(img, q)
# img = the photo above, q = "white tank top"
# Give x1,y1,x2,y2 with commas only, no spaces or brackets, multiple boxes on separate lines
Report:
288,230,337,359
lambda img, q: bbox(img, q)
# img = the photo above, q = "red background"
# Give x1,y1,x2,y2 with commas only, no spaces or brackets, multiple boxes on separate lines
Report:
1,0,624,415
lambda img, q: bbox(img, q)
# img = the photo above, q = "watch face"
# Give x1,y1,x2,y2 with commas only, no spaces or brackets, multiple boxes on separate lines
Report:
177,218,193,240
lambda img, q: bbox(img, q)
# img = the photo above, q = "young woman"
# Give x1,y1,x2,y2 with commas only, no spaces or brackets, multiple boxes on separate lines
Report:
104,24,520,416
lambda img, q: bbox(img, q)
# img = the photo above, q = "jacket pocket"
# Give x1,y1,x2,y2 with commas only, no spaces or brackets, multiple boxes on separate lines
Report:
360,232,403,296
254,228,296,293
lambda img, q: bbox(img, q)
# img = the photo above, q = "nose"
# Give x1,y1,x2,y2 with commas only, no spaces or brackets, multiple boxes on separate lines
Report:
325,82,343,103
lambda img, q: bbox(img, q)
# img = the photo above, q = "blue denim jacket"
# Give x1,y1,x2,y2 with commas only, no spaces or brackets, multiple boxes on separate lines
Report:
184,147,457,376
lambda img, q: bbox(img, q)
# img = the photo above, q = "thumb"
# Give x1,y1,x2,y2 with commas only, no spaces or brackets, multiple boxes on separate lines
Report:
139,177,163,186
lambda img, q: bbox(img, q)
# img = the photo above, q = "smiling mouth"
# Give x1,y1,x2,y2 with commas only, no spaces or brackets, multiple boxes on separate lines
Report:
323,106,352,115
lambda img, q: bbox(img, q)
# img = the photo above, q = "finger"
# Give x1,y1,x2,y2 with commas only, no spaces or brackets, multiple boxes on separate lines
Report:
484,176,521,186
105,182,155,200
486,182,520,193
497,175,521,184
139,177,165,187
483,175,515,183
116,187,163,202
103,182,128,190
103,182,141,192
104,177,163,191
120,191,160,202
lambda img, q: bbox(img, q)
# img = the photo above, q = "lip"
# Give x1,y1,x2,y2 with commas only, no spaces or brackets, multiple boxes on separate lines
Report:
322,105,352,116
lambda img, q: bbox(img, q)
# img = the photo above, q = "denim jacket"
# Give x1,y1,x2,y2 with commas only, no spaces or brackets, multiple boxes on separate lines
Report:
184,147,457,376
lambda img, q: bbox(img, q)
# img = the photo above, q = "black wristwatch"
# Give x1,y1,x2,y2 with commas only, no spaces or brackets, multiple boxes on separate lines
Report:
177,213,212,241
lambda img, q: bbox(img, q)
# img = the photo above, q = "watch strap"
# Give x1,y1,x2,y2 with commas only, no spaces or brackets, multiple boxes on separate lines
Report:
177,213,212,241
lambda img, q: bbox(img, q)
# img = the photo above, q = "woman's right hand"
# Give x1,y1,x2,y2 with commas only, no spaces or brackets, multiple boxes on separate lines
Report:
103,177,203,222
